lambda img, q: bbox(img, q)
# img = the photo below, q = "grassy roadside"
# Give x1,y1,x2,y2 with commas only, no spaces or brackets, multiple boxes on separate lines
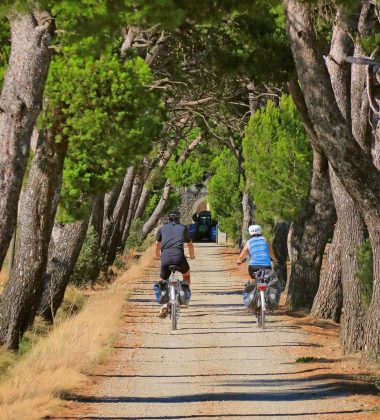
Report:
0,247,154,420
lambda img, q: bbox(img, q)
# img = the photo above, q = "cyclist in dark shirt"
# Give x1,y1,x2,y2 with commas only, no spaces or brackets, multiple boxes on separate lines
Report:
155,210,195,318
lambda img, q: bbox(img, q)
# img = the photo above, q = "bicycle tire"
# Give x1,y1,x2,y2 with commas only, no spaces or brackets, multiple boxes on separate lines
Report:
171,302,177,331
261,304,265,329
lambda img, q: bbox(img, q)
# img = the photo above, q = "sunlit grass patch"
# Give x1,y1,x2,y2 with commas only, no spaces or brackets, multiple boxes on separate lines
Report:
295,356,319,363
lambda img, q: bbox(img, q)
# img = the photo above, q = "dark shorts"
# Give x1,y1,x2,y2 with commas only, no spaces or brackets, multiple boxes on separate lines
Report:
160,255,190,280
248,265,272,279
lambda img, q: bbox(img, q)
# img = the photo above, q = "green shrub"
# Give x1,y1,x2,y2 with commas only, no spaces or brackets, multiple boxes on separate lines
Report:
355,239,373,308
125,219,145,251
71,225,103,286
295,356,319,363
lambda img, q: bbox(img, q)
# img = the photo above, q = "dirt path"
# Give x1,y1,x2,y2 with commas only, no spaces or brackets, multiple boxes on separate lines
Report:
58,243,377,419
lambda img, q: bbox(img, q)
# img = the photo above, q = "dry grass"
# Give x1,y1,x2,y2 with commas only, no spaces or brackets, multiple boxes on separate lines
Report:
0,247,154,420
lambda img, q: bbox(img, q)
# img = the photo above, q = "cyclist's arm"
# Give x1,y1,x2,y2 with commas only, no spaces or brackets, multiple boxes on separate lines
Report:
266,239,277,263
237,243,249,264
187,240,195,259
155,228,162,259
184,226,195,259
155,241,161,259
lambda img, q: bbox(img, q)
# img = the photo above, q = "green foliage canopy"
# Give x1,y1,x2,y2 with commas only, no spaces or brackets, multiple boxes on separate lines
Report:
243,95,312,229
43,52,164,221
207,147,241,241
165,131,212,188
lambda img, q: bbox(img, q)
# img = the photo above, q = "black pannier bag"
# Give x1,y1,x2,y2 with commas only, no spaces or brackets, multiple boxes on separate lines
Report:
242,282,257,309
154,281,169,304
266,277,281,309
179,281,191,305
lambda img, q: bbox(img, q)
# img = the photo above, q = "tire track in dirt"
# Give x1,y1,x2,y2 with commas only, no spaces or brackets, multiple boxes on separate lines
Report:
56,243,377,419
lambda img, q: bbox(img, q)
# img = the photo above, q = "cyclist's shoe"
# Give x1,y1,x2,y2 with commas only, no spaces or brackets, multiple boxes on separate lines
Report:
158,304,168,318
180,304,189,309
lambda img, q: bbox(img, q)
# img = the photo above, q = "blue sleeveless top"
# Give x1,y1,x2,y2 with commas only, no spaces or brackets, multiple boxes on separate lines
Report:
248,236,271,266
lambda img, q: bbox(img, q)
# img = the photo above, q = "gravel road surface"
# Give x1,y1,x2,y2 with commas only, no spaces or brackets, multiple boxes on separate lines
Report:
64,243,372,419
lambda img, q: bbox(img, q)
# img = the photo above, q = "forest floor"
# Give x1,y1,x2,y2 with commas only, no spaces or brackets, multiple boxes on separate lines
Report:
54,243,380,419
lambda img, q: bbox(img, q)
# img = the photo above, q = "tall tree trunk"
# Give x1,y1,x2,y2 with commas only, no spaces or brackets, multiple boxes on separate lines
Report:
102,182,123,234
286,148,336,309
90,194,104,243
364,59,380,358
101,165,136,267
121,174,145,246
332,172,366,351
241,188,254,245
134,138,181,221
141,179,173,239
38,219,89,323
272,221,290,286
285,0,380,357
322,5,368,351
134,186,151,221
0,12,55,269
0,130,67,350
311,222,343,322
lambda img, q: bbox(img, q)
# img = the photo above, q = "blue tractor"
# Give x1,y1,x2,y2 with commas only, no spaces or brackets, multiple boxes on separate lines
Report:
188,210,217,242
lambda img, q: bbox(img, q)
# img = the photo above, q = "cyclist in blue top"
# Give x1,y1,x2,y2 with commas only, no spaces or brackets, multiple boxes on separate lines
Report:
237,224,277,280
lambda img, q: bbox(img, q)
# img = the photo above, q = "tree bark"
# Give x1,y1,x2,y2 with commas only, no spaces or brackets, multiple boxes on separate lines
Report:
311,222,343,322
0,12,55,269
38,219,89,323
286,148,336,309
272,221,290,286
0,129,67,350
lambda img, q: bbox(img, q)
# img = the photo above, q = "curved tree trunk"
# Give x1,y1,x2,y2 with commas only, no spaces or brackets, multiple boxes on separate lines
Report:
141,179,172,239
134,186,151,221
241,188,254,246
286,148,336,309
311,222,342,322
0,130,67,350
38,219,89,323
272,221,290,286
91,194,104,242
0,12,55,269
101,165,136,267
121,172,146,246
141,135,202,241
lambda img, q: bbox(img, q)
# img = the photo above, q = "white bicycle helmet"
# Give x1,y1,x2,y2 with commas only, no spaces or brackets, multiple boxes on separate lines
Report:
248,224,262,236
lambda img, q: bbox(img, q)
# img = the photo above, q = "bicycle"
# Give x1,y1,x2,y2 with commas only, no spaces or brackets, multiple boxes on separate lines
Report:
243,268,280,329
168,264,181,331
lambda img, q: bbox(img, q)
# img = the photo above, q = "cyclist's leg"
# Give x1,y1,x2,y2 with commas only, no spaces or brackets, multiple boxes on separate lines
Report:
179,258,191,284
157,261,171,318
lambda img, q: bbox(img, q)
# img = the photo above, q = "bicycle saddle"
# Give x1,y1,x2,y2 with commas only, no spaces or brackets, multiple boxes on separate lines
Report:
168,265,178,272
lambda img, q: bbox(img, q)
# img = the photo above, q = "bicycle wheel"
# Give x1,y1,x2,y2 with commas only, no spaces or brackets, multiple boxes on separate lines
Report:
256,312,262,328
260,290,266,329
261,304,265,329
171,302,177,331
